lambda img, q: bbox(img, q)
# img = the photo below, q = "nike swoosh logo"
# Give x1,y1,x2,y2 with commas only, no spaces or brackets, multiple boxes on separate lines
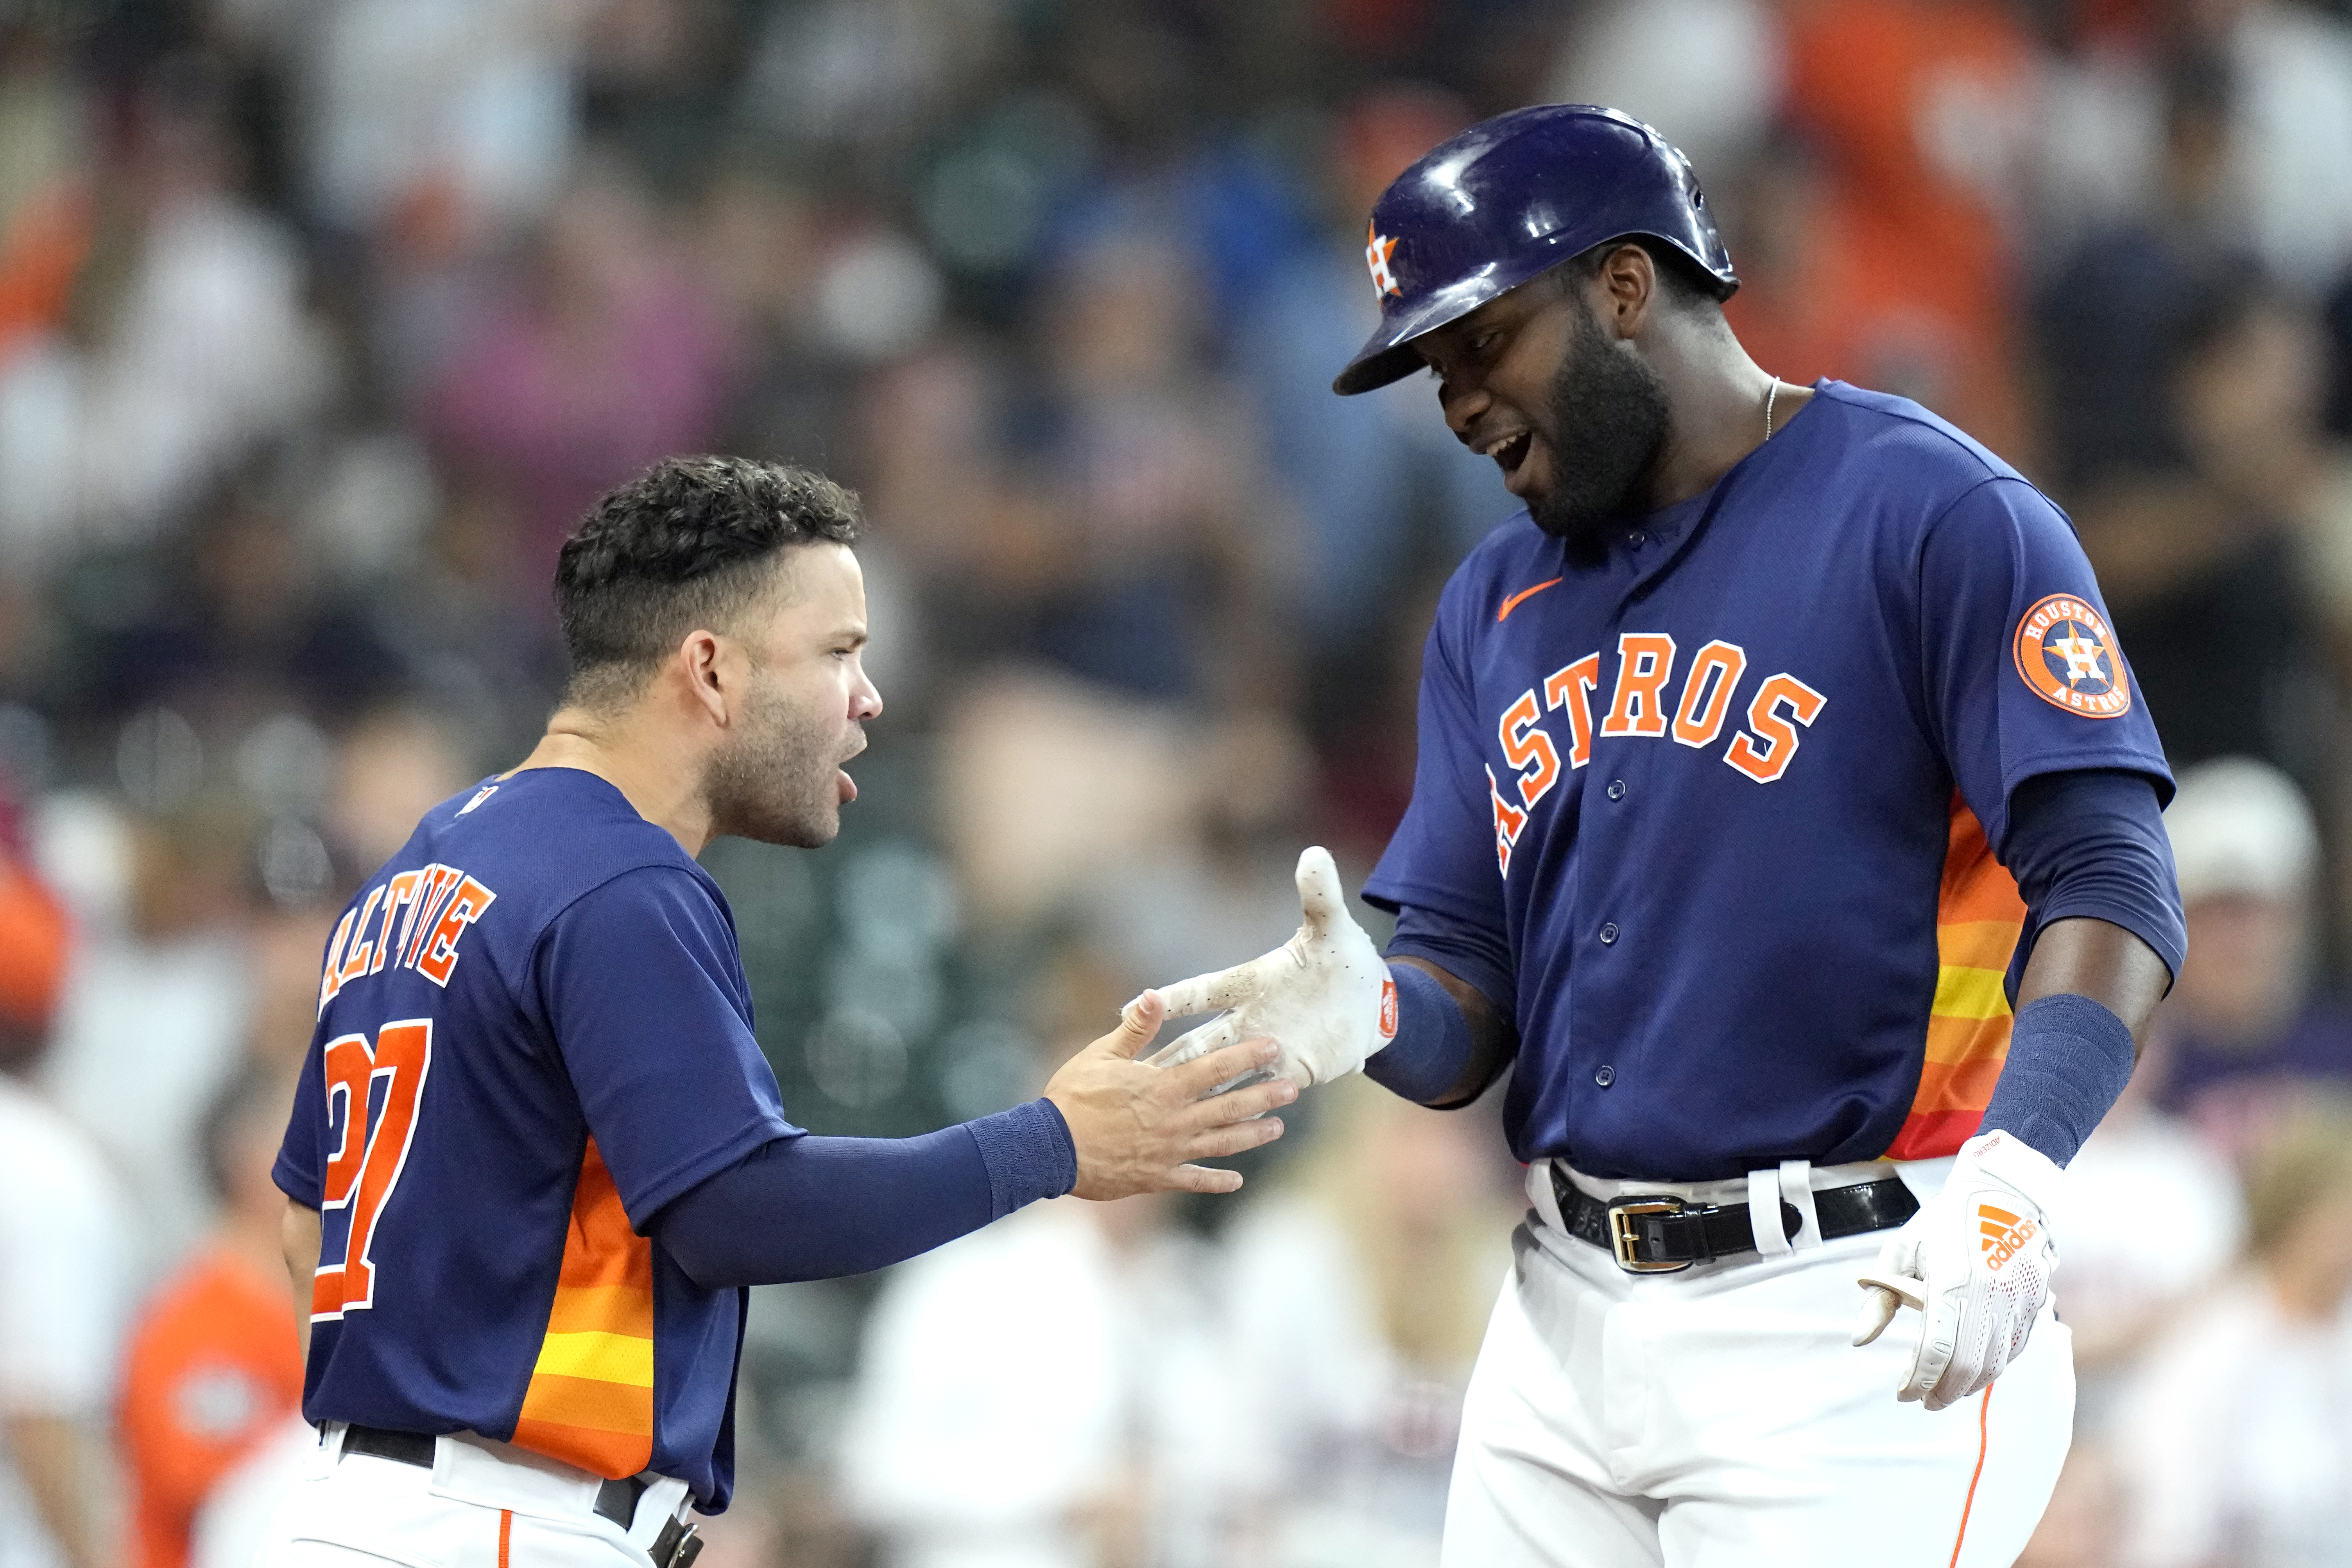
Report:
1496,577,1564,624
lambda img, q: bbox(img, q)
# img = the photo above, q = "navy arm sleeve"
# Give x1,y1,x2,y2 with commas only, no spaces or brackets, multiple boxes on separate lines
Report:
1361,578,1521,1106
1369,903,1518,1103
1999,767,2186,990
1365,961,1480,1104
1385,901,1515,1019
1976,767,2186,1164
651,1098,1076,1289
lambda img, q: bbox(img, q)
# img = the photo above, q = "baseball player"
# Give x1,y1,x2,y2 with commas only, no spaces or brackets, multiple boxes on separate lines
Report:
1149,107,2185,1564
263,456,1295,1567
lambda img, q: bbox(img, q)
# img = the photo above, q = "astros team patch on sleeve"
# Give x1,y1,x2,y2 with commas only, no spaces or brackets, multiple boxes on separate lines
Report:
2012,594,2130,717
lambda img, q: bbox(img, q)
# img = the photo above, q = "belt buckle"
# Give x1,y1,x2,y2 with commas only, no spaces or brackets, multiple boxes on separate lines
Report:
1607,1197,1692,1273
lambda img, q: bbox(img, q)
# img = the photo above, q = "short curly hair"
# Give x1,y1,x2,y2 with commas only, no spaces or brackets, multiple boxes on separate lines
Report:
554,455,862,710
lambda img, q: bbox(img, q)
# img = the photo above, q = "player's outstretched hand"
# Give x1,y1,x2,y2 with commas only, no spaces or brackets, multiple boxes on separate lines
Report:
1143,847,1396,1093
1850,1130,2062,1410
1043,990,1297,1200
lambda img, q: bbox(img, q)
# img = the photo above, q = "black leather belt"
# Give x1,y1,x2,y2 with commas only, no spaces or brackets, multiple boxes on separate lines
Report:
1551,1165,1920,1273
342,1423,647,1528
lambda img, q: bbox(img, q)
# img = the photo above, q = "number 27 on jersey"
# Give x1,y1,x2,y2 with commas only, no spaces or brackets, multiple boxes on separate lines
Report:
310,1019,433,1323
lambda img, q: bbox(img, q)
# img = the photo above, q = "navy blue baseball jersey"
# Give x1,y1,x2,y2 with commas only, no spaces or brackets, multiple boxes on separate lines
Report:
1365,381,2172,1181
273,767,798,1509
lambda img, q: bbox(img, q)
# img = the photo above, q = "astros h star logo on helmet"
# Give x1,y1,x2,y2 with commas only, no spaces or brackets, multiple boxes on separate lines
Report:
2012,593,2130,718
1365,223,1401,298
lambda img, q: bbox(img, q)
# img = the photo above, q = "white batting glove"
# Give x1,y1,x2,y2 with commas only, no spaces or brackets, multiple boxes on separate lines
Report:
1852,1130,2062,1411
1144,847,1397,1093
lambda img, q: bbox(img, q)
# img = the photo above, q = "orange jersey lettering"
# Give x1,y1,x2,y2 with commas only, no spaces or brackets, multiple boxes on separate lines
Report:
416,876,498,987
1671,640,1748,749
1725,673,1829,784
1600,633,1678,737
313,1020,433,1319
1487,764,1529,877
1499,689,1562,809
1543,654,1603,770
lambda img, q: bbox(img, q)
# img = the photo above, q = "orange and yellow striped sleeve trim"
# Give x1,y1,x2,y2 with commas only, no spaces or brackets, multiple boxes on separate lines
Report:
510,1137,655,1479
1883,797,2025,1161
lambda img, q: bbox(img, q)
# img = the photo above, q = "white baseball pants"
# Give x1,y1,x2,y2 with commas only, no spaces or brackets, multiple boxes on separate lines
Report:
257,1423,691,1567
1441,1158,2073,1568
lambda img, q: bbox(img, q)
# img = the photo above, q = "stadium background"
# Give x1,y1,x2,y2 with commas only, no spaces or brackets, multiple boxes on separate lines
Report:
4,0,2352,1563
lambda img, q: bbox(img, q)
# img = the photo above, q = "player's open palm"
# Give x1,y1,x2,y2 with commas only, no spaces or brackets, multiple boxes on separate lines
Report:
1044,990,1296,1199
1852,1130,2062,1410
1144,847,1396,1093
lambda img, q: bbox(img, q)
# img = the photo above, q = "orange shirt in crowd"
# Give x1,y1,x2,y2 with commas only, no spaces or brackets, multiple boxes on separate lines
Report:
0,181,91,370
118,1246,305,1568
1738,0,2038,456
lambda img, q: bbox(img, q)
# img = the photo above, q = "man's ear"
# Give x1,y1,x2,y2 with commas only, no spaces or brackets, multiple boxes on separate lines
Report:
1596,242,1658,338
677,629,730,725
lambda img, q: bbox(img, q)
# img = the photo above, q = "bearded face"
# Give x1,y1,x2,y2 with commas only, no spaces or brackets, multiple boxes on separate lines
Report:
1524,289,1675,566
703,663,863,850
691,541,877,850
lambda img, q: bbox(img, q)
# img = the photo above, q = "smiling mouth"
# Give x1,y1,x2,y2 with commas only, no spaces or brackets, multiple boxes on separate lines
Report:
1482,430,1533,475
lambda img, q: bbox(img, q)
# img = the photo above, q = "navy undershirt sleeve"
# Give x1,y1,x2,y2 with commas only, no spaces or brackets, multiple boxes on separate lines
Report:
1981,994,2136,1167
1998,767,2185,991
652,1098,1076,1289
1365,962,1478,1104
1978,767,2185,1165
1384,901,1515,1019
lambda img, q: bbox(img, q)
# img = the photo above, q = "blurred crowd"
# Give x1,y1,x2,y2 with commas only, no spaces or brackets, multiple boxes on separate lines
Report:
6,0,2352,1564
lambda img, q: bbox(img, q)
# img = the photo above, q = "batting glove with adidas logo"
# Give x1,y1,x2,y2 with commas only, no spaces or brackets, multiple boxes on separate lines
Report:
1143,847,1397,1094
1850,1130,2063,1411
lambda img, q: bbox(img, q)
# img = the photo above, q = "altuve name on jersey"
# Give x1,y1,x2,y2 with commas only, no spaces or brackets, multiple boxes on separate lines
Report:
1487,632,1827,875
316,863,500,1017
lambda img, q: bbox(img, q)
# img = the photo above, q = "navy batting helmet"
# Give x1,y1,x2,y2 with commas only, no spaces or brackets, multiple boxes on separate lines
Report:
1332,105,1737,396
